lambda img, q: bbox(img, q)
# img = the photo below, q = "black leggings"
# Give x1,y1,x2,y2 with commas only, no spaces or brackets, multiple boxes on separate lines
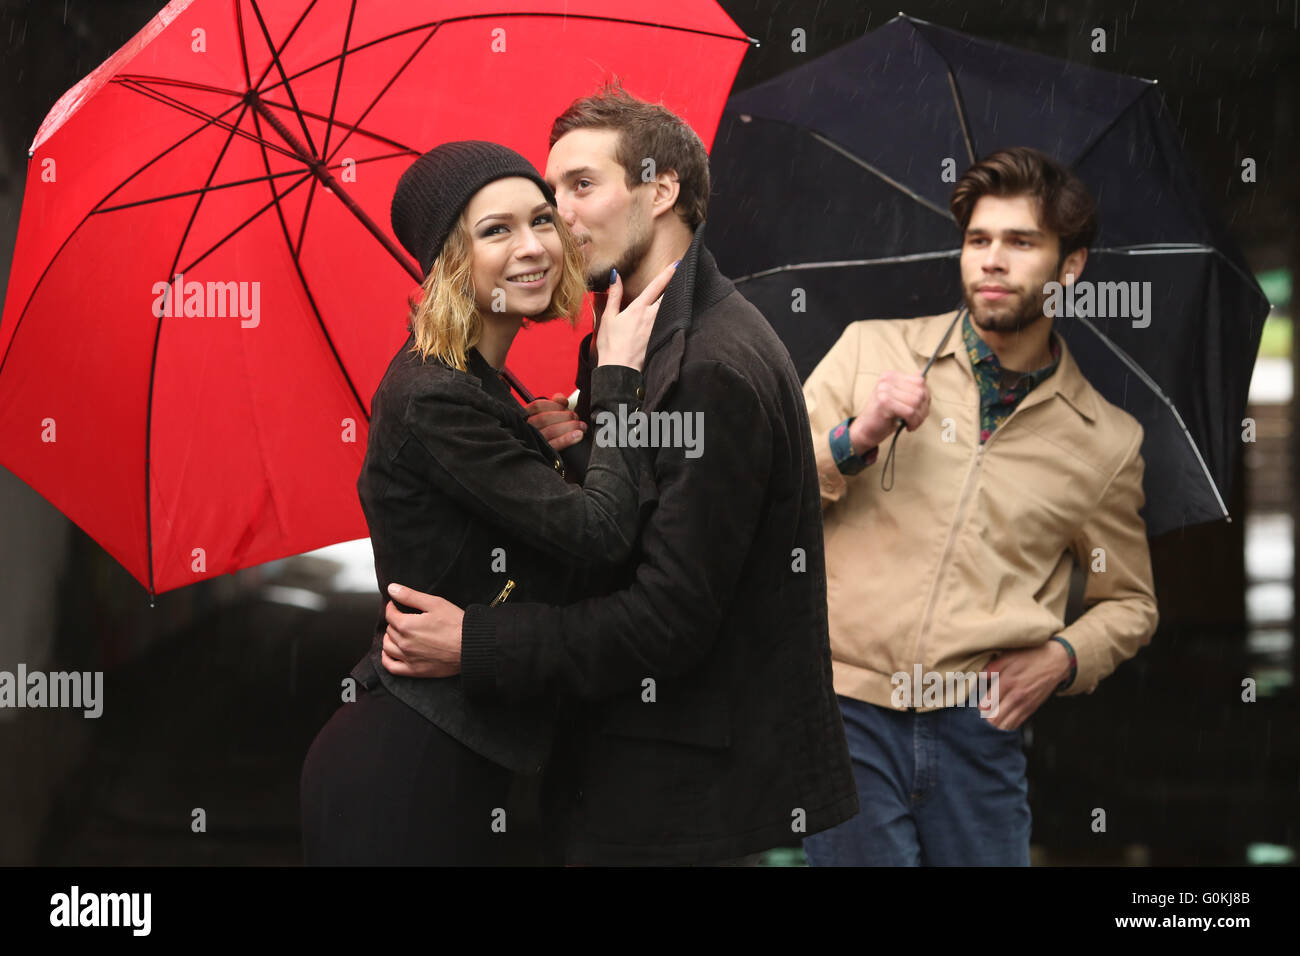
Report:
300,683,531,865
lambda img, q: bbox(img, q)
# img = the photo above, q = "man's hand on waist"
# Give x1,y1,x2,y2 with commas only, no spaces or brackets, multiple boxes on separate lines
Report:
978,639,1072,730
380,582,463,678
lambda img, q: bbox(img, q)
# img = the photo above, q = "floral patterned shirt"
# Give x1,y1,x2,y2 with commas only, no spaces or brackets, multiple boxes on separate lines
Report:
962,311,1061,444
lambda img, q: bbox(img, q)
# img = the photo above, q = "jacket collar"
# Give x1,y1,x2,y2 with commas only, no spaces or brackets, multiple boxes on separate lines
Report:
640,221,735,410
906,308,1099,424
466,345,512,403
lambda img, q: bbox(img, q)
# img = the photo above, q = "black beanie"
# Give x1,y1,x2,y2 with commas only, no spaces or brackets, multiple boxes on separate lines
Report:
390,140,558,278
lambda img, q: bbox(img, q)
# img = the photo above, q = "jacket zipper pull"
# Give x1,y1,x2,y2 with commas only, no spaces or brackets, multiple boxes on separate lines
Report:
489,579,516,607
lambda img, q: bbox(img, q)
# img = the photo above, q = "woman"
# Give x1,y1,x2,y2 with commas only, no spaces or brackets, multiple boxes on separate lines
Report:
299,141,674,865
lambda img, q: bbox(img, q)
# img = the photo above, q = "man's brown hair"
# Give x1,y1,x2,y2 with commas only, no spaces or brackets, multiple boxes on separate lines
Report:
549,78,710,229
949,146,1097,259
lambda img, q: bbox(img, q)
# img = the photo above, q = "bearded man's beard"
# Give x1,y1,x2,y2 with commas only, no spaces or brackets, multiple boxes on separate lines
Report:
586,204,654,293
963,282,1050,334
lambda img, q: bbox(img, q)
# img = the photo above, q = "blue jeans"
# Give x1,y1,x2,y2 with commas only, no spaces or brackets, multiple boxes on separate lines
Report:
804,695,1031,866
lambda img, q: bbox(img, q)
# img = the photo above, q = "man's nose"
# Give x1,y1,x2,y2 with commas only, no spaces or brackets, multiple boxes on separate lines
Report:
981,241,1007,271
556,196,578,229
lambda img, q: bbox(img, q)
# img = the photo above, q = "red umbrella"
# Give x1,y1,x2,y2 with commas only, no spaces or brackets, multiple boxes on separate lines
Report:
0,0,750,597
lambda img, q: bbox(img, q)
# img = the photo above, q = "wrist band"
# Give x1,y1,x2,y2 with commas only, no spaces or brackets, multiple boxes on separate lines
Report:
1049,635,1077,690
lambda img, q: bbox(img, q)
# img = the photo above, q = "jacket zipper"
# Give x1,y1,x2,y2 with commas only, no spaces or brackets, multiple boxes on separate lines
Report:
489,579,516,607
912,388,1037,673
913,441,985,672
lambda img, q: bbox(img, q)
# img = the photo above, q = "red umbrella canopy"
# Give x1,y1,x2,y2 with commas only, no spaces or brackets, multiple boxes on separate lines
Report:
0,0,750,596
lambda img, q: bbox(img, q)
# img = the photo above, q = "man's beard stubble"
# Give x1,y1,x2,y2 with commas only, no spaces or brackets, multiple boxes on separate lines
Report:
962,282,1050,335
586,202,654,293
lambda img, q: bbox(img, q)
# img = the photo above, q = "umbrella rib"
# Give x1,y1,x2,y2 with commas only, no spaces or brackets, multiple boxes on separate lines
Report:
250,0,321,93
248,0,319,159
117,75,248,96
735,245,1269,311
94,153,406,217
256,13,751,123
319,0,358,162
1071,314,1230,522
1091,244,1270,307
172,170,314,276
256,96,422,158
235,0,251,90
1069,83,1158,173
805,130,955,221
905,18,977,162
95,166,327,214
248,108,371,423
295,178,320,260
160,101,258,287
731,249,961,283
322,24,444,167
119,76,415,162
145,99,265,597
113,77,302,166
0,125,300,383
945,70,976,164
277,12,751,88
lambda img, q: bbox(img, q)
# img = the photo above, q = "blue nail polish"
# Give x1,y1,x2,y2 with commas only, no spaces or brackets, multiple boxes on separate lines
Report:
609,268,618,284
673,259,681,268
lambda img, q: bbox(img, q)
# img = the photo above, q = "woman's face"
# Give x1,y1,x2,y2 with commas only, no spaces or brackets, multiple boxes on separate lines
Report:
463,177,563,319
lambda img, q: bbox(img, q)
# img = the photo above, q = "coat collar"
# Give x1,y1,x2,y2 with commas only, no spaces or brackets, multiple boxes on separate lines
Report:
906,308,1099,424
640,221,735,410
466,345,512,404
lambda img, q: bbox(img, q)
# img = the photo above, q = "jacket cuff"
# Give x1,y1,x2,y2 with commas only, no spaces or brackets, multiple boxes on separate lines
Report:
814,428,849,502
1048,635,1078,692
1055,627,1099,696
588,364,643,410
460,604,498,699
829,417,878,475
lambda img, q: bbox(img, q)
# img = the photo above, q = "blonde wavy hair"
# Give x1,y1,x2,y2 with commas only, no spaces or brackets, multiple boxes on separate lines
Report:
406,201,588,371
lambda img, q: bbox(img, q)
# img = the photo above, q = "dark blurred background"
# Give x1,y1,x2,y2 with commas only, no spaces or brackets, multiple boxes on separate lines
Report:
0,0,1295,865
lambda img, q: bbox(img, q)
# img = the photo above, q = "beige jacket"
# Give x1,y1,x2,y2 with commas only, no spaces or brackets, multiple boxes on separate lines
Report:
803,310,1158,709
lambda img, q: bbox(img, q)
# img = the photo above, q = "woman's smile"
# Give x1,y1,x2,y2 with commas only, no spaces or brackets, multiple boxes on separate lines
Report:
506,267,550,288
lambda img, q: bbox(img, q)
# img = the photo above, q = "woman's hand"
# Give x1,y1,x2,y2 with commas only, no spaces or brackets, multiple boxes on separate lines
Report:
595,260,678,372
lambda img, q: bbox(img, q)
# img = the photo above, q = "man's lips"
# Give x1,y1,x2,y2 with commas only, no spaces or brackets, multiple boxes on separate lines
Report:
977,286,1012,300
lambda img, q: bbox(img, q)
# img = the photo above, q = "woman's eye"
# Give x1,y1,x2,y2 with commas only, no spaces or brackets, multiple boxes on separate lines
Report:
482,225,505,237
534,213,554,226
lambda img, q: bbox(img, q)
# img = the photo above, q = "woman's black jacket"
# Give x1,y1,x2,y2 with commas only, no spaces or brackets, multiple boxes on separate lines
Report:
349,335,648,773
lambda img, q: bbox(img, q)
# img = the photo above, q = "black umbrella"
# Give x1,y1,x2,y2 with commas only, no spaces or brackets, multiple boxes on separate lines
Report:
706,13,1269,536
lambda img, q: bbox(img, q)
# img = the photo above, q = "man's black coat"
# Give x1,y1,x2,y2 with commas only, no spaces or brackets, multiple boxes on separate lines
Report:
461,223,858,864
